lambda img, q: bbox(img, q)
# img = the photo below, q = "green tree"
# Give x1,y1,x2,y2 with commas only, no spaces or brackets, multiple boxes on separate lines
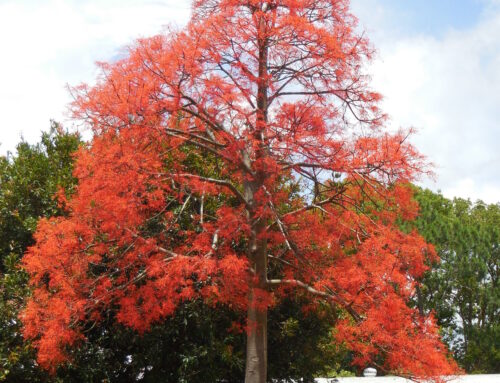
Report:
0,123,81,381
413,188,499,373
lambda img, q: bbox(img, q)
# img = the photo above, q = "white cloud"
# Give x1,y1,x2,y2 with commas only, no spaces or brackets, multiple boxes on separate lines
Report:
444,178,500,204
0,0,190,154
354,1,500,203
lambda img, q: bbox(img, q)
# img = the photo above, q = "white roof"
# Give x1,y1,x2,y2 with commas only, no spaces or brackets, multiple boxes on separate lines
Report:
315,375,499,383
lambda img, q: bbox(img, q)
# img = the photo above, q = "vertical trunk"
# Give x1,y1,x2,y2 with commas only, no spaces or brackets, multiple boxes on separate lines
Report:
245,284,268,383
244,208,269,383
245,5,270,382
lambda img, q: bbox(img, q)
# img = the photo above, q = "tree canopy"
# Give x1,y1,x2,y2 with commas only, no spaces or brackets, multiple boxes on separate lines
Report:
22,1,458,382
413,189,499,373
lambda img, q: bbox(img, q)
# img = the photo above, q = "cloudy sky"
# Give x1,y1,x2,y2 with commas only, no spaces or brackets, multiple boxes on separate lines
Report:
0,0,499,203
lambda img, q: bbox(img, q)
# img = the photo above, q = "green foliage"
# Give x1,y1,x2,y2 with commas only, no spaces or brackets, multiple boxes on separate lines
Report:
412,188,499,373
0,123,81,382
52,297,350,383
55,301,245,383
268,298,352,383
0,122,79,266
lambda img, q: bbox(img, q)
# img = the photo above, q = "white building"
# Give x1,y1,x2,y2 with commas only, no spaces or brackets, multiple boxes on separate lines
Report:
315,375,499,383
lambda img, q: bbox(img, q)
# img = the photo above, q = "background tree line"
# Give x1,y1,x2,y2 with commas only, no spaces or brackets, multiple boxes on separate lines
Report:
0,125,498,382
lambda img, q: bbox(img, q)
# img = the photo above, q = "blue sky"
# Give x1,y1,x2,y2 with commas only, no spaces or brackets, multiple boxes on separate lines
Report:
0,0,499,203
352,0,493,39
369,0,484,34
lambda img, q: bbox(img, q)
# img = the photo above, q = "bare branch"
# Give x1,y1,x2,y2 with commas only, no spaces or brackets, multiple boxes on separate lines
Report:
175,173,249,208
267,279,361,322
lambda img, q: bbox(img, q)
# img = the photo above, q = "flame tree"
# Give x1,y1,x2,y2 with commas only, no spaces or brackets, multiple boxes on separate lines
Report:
22,1,458,382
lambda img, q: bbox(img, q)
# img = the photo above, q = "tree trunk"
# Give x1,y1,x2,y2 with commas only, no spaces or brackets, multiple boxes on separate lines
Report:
245,7,270,382
243,174,268,383
245,284,268,383
243,212,269,383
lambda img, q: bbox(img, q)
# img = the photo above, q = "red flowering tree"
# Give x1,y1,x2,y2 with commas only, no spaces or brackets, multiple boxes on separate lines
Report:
22,1,458,382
